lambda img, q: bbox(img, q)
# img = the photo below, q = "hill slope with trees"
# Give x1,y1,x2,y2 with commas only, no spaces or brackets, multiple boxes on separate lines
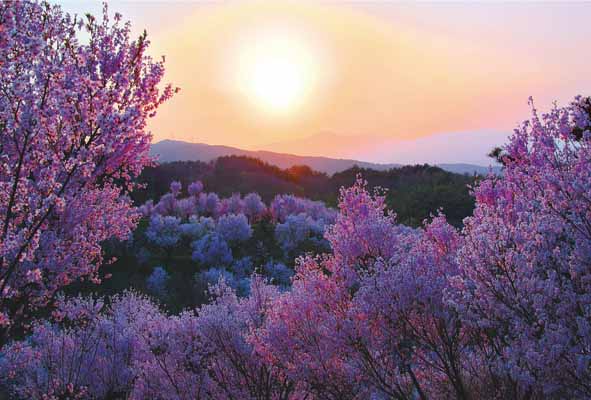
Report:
133,156,477,227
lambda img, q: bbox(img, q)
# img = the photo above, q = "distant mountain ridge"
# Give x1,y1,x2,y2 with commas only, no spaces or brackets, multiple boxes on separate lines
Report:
150,139,502,176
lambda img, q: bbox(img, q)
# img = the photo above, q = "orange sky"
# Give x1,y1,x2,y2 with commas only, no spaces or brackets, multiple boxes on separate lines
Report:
62,1,591,164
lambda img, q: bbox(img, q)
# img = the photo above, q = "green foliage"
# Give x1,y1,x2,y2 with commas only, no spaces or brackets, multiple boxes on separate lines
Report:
135,157,477,227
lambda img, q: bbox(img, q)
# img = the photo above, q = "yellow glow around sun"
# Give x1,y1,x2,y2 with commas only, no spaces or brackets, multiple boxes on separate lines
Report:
233,28,318,114
248,56,305,112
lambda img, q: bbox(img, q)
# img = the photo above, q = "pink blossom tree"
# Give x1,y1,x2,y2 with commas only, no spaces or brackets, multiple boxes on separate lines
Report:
0,1,176,341
254,254,363,399
195,277,294,399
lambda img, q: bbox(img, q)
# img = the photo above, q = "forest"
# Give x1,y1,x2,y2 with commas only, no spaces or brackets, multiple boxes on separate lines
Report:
133,158,476,227
1,2,591,400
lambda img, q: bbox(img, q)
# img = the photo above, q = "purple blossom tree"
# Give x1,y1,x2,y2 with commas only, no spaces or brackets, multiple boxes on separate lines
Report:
0,291,162,399
198,193,221,217
243,193,267,222
219,193,244,216
145,215,182,250
450,96,591,398
146,266,170,298
215,213,252,244
188,181,204,197
192,233,233,267
270,194,336,224
169,181,182,197
274,213,323,254
179,216,215,241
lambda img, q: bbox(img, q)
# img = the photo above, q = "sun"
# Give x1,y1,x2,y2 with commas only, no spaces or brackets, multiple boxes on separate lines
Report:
248,56,307,112
233,28,318,114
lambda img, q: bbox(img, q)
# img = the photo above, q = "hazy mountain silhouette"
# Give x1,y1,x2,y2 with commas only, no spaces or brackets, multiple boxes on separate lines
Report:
262,131,389,160
151,139,501,175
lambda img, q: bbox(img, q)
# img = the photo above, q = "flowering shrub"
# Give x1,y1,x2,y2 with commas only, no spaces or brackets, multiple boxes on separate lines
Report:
199,192,221,217
219,193,244,215
198,267,236,287
274,213,324,254
270,194,336,224
243,193,267,221
324,178,411,270
216,213,252,243
153,193,177,216
145,215,182,249
131,278,291,399
1,282,289,400
136,182,336,292
192,233,233,267
139,200,156,217
196,268,251,297
169,181,182,197
142,184,334,229
179,216,215,240
188,181,204,197
192,277,291,398
146,267,170,297
262,261,293,287
130,310,212,399
231,257,254,278
174,198,198,220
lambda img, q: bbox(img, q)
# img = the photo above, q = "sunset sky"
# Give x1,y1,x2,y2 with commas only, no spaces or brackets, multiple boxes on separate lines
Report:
61,1,591,165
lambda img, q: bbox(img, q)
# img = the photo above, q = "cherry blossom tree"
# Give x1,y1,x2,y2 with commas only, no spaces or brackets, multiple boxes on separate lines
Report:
351,215,476,399
450,96,591,398
195,277,294,399
0,291,162,399
254,178,404,399
0,1,176,340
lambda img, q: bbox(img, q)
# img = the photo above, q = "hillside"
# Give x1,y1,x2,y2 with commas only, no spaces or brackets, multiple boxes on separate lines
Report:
150,139,502,176
134,156,476,227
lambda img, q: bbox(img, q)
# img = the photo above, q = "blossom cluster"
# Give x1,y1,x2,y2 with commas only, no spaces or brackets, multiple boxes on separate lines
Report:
0,280,291,400
270,194,337,224
139,183,268,222
274,213,329,255
137,181,335,298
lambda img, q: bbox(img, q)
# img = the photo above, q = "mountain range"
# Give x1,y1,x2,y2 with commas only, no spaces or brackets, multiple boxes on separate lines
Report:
150,139,502,176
